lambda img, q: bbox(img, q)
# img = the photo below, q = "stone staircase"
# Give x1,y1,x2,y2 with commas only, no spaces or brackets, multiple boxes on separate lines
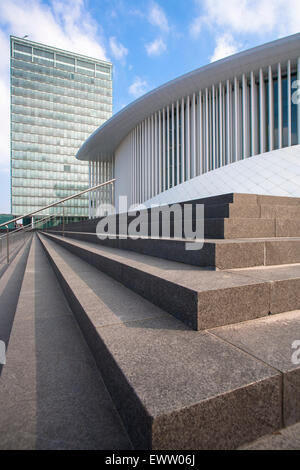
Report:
0,192,300,449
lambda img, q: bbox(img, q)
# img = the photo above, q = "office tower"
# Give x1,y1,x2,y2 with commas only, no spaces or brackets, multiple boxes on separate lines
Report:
10,36,112,223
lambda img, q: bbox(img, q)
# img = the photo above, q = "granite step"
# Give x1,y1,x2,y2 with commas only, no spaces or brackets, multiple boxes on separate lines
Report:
54,214,300,241
211,309,300,430
46,230,300,270
240,421,300,450
49,216,300,239
37,232,283,450
41,232,300,331
50,193,300,239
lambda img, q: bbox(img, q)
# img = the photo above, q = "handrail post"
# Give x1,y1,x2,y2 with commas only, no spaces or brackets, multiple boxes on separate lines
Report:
5,225,9,264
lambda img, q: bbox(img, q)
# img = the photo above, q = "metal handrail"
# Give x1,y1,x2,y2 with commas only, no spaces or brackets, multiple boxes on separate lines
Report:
0,214,54,239
0,179,116,229
0,214,55,264
0,178,115,265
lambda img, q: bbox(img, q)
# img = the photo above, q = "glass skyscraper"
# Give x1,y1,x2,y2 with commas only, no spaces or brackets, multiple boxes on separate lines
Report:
10,36,113,223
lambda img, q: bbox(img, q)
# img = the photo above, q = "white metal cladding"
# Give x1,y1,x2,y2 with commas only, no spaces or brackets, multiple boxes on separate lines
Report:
128,55,299,205
88,159,114,217
76,33,300,211
141,145,300,208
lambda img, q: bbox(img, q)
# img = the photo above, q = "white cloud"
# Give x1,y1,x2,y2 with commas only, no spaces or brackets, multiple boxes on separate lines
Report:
210,33,239,62
190,0,300,66
129,77,149,98
192,0,300,37
189,16,203,39
145,37,166,56
148,2,169,32
0,0,107,172
109,36,128,62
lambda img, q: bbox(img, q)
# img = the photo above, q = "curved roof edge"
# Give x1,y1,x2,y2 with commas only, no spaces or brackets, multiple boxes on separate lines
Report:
77,33,300,162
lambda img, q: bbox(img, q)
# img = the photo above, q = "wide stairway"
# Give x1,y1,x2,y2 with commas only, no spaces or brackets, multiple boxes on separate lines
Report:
0,192,300,449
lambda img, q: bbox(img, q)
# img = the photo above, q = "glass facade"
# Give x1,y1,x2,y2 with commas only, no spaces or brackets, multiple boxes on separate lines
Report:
10,36,112,221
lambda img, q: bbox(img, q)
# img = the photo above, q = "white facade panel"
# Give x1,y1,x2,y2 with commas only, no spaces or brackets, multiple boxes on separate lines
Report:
79,34,300,215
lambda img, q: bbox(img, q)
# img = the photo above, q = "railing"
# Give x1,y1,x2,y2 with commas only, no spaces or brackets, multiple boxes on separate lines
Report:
0,179,115,264
0,214,55,265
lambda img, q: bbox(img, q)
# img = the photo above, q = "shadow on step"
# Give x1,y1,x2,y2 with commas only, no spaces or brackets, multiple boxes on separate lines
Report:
29,237,132,449
0,240,32,377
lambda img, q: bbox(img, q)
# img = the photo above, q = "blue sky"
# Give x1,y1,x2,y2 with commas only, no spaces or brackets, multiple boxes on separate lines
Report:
0,0,299,213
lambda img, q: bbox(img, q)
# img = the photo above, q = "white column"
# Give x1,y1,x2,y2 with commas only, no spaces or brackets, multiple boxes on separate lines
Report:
148,117,151,199
278,63,283,149
158,110,162,193
181,98,185,182
250,71,258,156
242,74,250,158
142,120,146,202
186,96,191,179
167,106,170,189
139,124,142,203
234,77,240,161
287,60,292,147
133,129,136,204
212,85,216,170
162,108,166,191
219,83,223,166
268,66,274,151
215,89,219,167
171,103,175,187
130,134,133,205
226,80,231,164
176,100,180,185
145,119,147,200
222,85,226,164
152,114,155,197
259,68,266,153
205,88,209,172
154,113,157,195
198,90,203,175
191,93,196,177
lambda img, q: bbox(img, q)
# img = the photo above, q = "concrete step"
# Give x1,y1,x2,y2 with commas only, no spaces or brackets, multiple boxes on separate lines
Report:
37,233,283,450
0,235,132,450
205,217,300,238
48,230,300,270
240,421,300,450
55,214,300,241
41,232,300,331
50,193,300,239
211,309,300,430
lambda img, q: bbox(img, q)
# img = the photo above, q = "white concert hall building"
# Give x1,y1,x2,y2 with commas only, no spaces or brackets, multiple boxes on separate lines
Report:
76,33,300,214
